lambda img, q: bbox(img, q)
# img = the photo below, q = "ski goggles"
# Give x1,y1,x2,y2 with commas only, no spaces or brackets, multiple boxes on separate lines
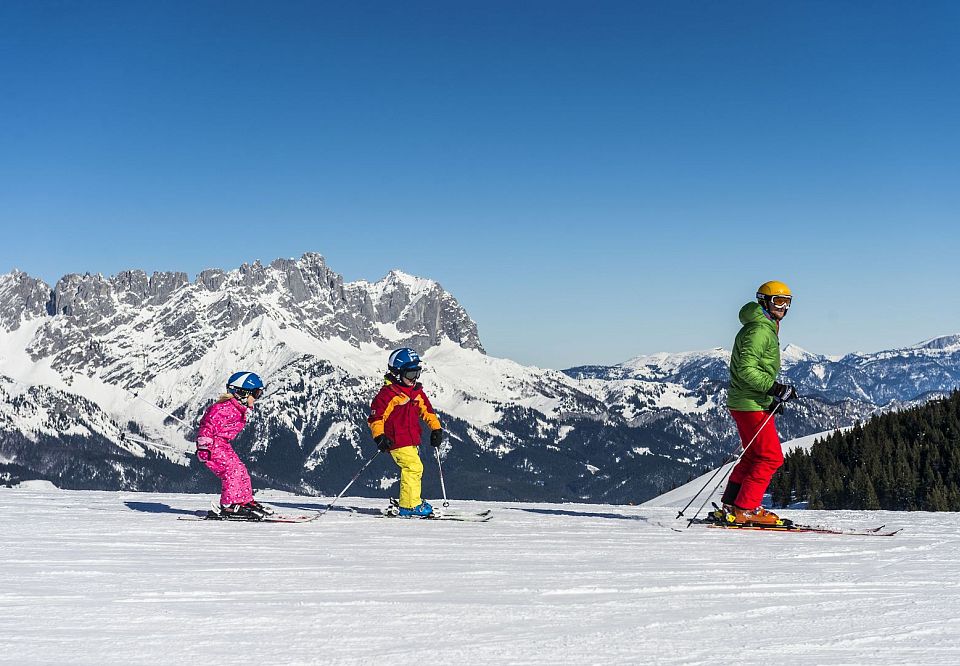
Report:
401,367,422,381
769,295,792,309
231,387,264,400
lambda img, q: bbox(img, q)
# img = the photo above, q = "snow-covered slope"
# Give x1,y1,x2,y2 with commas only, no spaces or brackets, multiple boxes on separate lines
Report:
2,486,954,665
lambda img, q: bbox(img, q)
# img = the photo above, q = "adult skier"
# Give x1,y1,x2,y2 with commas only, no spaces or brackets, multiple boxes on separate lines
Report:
719,281,798,526
368,348,444,517
197,371,273,520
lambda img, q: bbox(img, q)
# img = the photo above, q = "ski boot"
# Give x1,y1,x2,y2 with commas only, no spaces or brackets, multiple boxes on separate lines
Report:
728,506,789,527
206,500,266,521
397,501,434,518
706,503,736,524
247,499,275,516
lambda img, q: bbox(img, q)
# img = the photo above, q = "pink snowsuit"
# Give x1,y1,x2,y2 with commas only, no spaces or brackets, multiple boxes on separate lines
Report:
196,398,254,505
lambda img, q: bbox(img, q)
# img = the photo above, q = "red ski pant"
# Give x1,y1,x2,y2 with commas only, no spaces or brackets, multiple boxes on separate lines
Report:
727,409,783,510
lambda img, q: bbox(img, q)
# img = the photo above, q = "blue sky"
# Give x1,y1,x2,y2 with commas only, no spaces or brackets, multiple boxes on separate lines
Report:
1,1,958,368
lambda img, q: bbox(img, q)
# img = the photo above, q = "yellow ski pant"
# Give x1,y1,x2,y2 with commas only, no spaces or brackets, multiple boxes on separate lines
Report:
389,446,424,509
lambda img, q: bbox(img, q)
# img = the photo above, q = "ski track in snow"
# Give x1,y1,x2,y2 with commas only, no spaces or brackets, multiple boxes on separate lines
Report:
2,488,960,665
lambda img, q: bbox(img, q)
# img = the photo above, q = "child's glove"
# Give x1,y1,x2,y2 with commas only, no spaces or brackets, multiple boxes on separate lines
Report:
430,429,444,448
196,436,214,461
374,435,393,452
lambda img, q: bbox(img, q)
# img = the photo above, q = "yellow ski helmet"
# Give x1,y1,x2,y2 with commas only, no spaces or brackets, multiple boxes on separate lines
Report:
756,281,791,298
756,280,792,312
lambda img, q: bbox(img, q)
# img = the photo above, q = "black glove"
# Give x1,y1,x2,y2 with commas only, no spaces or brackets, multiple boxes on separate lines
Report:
430,429,443,448
374,434,393,452
767,382,798,402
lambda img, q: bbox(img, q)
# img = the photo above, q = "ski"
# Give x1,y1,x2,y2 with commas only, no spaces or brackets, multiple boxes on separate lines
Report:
177,511,318,524
393,511,492,523
372,507,493,522
438,508,492,519
688,517,900,536
339,502,493,521
432,508,492,522
680,503,902,536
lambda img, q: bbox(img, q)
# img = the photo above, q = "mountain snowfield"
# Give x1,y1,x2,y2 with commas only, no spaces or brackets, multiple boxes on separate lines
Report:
2,478,959,664
2,253,960,504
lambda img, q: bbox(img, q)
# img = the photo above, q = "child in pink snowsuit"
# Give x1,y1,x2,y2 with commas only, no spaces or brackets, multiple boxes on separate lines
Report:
196,396,255,506
197,372,272,520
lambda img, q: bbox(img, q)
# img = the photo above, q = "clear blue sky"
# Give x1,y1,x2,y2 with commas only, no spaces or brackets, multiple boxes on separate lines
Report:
1,1,958,368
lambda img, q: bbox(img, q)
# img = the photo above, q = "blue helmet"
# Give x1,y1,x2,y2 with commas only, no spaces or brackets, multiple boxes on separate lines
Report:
226,371,264,399
388,348,422,379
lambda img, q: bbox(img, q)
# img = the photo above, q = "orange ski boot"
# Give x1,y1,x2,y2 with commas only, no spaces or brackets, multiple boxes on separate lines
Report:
729,506,784,526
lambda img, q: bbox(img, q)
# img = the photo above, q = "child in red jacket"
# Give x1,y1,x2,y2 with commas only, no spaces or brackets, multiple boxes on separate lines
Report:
367,348,443,517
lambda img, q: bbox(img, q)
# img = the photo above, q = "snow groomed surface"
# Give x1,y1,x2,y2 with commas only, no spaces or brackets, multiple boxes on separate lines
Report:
3,486,959,664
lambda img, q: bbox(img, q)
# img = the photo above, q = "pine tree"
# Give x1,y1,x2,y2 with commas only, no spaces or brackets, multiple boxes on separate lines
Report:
851,467,880,510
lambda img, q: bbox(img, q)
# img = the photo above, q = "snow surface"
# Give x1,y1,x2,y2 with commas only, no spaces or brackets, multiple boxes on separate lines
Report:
2,486,958,664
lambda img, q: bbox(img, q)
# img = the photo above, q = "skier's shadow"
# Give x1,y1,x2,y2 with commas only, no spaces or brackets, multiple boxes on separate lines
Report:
124,501,200,517
267,501,359,515
507,507,649,522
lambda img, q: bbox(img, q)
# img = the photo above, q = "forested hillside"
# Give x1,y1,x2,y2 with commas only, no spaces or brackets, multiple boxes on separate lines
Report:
771,391,960,510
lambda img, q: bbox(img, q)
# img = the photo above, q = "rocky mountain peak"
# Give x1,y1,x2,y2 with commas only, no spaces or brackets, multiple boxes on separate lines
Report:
781,343,822,365
3,253,484,382
0,270,52,329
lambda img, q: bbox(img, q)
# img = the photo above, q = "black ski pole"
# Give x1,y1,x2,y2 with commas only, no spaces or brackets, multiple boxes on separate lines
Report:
435,447,450,509
316,450,383,517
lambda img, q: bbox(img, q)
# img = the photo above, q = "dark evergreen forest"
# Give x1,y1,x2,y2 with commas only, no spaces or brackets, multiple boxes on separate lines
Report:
770,391,960,511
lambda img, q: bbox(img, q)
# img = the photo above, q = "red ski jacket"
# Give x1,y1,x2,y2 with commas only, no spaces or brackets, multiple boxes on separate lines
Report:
368,378,441,449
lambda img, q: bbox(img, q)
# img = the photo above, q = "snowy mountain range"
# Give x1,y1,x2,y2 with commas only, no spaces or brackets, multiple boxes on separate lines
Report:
1,252,959,503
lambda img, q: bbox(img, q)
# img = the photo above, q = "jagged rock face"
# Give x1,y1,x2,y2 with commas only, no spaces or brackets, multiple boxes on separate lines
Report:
345,271,484,352
0,271,51,329
11,253,482,383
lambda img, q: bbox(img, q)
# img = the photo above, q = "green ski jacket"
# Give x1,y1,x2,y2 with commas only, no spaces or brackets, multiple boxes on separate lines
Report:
727,302,781,412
